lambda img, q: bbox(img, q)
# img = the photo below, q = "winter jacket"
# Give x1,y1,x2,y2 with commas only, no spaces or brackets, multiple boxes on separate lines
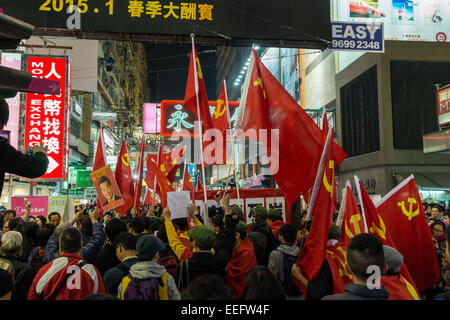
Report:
44,221,106,263
27,253,106,300
0,255,34,300
103,256,138,296
93,243,120,276
268,244,300,283
322,283,390,300
0,137,48,195
117,260,180,300
249,222,279,266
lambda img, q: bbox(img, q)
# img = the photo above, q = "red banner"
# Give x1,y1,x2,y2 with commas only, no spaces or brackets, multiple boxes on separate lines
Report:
24,56,70,180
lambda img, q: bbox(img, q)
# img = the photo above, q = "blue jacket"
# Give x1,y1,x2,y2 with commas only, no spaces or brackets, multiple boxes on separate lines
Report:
103,257,138,296
44,221,106,264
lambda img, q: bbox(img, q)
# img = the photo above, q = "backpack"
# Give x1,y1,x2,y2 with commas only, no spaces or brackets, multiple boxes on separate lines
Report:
29,248,46,275
280,252,302,297
159,255,179,276
123,275,163,300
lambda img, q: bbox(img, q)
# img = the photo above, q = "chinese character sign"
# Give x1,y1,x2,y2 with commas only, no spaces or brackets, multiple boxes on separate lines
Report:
24,56,70,180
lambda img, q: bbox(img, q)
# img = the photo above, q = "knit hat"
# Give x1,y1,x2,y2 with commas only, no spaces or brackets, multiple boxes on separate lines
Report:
251,205,269,219
231,205,244,221
328,223,341,240
236,221,248,233
383,245,404,273
187,225,217,248
269,208,282,217
136,234,165,259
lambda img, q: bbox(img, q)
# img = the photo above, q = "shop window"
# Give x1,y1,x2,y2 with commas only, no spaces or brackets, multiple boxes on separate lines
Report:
340,66,380,157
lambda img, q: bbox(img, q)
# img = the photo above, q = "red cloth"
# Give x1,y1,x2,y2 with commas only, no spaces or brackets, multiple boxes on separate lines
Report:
325,244,352,293
338,185,366,244
134,136,145,215
114,141,135,216
28,254,106,300
376,176,440,291
381,275,421,300
357,179,420,296
226,238,257,299
182,167,195,200
148,160,175,208
235,50,347,220
206,85,229,165
184,42,214,132
144,154,158,190
270,220,284,239
93,128,106,217
295,129,336,296
324,252,346,294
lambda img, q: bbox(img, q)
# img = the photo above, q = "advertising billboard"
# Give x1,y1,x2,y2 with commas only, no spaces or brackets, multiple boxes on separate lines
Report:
143,103,161,134
336,0,449,42
437,85,450,127
24,55,71,180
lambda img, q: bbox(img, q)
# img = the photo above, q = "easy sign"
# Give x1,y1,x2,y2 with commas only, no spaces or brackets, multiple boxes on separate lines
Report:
330,21,384,53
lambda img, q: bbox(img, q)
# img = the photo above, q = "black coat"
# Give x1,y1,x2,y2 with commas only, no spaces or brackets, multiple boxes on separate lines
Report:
0,137,49,194
93,243,120,276
0,255,34,300
249,222,279,266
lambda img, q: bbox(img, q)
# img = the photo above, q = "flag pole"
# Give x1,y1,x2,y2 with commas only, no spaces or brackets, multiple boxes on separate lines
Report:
223,79,241,202
191,34,208,221
154,141,161,192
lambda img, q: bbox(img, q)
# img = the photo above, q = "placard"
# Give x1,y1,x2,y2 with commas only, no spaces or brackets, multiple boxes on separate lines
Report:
90,165,124,212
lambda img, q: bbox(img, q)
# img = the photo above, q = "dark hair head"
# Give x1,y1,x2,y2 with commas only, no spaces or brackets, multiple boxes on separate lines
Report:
431,220,446,232
278,224,297,244
113,232,137,251
181,275,235,300
129,217,147,235
148,217,162,234
48,212,61,220
59,227,82,254
4,210,16,218
105,218,127,243
9,217,24,233
23,222,39,244
212,215,225,229
79,216,93,237
0,96,9,128
36,224,55,247
241,266,286,300
347,233,385,281
36,216,47,225
208,206,218,218
99,176,111,186
172,218,188,232
157,223,168,244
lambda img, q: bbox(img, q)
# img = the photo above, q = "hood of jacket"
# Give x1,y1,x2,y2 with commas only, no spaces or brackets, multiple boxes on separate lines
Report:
277,244,300,257
129,260,166,279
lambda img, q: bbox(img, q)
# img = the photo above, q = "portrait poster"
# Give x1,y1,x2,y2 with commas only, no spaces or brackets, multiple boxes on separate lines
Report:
90,165,124,212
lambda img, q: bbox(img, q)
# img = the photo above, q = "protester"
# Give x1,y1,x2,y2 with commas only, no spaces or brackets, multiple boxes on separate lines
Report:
129,216,151,240
226,221,257,299
248,205,278,266
148,216,162,236
21,221,39,260
322,233,389,300
28,224,55,275
117,234,180,300
0,268,13,300
94,218,127,276
156,222,180,276
182,274,235,300
28,227,106,300
0,231,35,300
103,231,138,296
241,266,286,300
48,212,62,227
268,208,285,239
0,96,49,195
429,205,444,223
431,220,447,255
435,226,450,300
268,223,302,299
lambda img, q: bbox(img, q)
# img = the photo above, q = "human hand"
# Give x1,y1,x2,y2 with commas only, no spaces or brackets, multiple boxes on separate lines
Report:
25,199,32,210
89,207,99,223
33,144,48,155
291,263,303,280
222,192,230,212
214,192,221,206
188,203,198,218
162,207,171,221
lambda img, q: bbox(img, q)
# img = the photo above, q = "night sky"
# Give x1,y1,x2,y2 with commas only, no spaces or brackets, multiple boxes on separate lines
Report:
145,44,217,103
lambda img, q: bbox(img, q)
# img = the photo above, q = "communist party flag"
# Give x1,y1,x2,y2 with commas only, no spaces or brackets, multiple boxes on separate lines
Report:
235,50,347,222
182,164,195,200
134,136,145,216
148,159,175,208
144,154,158,191
295,127,335,296
184,39,214,132
114,141,135,216
376,175,440,291
159,146,184,183
338,181,366,244
355,176,421,299
93,127,107,217
144,189,159,206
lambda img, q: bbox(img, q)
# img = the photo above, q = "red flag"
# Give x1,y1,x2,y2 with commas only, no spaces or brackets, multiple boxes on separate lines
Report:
134,136,145,215
212,85,230,133
295,128,336,296
355,176,421,298
182,164,196,200
93,127,107,216
184,40,214,132
235,50,347,222
114,141,135,216
322,105,329,134
338,183,366,245
159,146,184,183
197,173,204,191
376,175,440,291
144,154,158,190
144,189,159,206
148,160,175,208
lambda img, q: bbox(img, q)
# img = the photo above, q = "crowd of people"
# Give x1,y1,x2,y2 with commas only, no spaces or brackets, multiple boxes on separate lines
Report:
0,192,448,301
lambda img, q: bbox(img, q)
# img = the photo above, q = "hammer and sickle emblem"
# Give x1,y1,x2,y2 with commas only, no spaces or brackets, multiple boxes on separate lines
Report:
195,57,203,79
345,214,363,239
160,164,166,173
322,160,335,197
369,215,387,240
398,198,420,221
253,77,266,99
121,153,130,167
214,99,226,119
